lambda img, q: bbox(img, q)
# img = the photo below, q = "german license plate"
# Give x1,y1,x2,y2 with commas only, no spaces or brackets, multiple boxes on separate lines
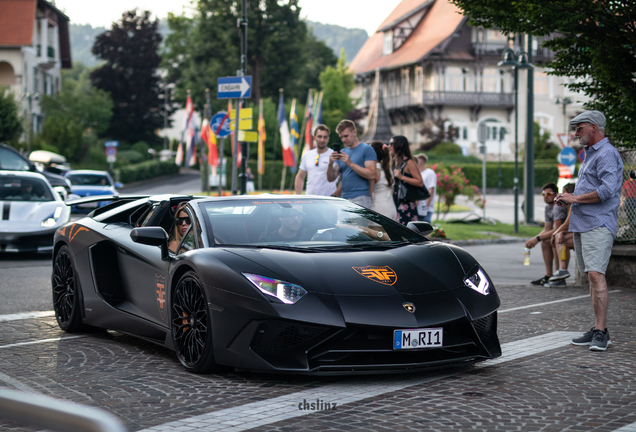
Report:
393,328,443,350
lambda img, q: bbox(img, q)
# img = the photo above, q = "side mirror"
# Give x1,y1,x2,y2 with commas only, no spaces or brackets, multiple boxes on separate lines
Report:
115,182,123,189
131,227,169,259
406,221,434,237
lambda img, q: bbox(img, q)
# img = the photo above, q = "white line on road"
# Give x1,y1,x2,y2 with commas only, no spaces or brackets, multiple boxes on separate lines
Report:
499,290,622,314
0,311,55,322
138,331,580,432
0,335,87,350
613,422,636,432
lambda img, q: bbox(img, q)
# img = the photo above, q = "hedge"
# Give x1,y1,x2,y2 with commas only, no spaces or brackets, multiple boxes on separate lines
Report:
115,159,180,184
449,162,576,190
113,158,570,192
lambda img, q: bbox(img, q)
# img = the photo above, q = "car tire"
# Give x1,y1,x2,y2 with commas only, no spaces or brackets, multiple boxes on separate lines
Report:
52,246,88,332
171,271,217,373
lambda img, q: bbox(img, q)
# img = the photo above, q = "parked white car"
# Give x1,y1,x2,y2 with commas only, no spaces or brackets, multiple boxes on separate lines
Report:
0,171,71,253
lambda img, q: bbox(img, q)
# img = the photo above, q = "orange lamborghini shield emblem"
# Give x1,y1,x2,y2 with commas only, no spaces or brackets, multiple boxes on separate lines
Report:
352,266,397,286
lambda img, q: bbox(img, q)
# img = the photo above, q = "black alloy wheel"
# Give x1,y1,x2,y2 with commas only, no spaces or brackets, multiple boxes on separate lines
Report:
52,246,86,332
171,271,217,373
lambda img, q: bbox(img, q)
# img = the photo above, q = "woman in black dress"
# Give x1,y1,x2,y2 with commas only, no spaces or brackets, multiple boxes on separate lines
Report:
389,136,424,225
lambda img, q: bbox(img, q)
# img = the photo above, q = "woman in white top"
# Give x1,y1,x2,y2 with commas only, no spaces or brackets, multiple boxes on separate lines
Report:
370,141,398,221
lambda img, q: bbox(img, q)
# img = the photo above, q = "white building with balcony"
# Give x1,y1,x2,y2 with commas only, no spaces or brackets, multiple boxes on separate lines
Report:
0,0,72,140
350,0,589,160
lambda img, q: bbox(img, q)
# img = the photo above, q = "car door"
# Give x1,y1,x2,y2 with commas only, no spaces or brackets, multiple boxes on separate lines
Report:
116,200,174,327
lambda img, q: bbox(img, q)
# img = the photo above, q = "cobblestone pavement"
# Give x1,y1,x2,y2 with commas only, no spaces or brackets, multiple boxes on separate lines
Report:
0,284,635,431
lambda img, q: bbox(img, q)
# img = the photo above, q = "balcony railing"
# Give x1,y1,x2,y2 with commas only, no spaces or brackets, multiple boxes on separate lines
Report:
382,90,513,110
35,45,55,59
422,90,513,107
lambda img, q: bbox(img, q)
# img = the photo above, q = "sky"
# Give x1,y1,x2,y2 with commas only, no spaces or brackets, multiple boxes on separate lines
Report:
53,0,403,36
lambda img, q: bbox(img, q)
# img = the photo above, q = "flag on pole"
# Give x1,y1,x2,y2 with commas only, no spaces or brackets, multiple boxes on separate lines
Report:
313,91,323,131
304,89,314,151
257,99,266,175
182,93,197,168
175,141,184,166
278,92,295,167
201,118,218,167
290,98,299,168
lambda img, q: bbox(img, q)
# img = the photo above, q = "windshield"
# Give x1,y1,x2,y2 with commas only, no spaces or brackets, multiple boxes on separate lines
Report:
67,173,112,186
0,176,54,202
0,147,31,171
199,198,426,248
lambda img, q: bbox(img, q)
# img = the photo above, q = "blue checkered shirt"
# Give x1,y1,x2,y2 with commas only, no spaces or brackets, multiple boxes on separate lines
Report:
570,137,623,238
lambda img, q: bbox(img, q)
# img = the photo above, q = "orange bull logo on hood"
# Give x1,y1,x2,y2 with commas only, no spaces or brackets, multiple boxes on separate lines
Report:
353,266,397,286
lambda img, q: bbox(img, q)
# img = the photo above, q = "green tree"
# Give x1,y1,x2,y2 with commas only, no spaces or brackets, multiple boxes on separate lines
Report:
39,62,113,162
0,86,23,143
451,0,636,146
319,49,356,143
91,10,166,145
163,0,336,112
533,122,560,161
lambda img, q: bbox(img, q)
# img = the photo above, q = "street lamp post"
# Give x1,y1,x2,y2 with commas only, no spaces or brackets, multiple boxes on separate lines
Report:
554,96,572,146
498,46,533,233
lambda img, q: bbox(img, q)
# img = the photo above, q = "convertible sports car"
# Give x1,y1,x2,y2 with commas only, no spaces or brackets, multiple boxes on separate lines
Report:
0,171,71,253
52,195,501,374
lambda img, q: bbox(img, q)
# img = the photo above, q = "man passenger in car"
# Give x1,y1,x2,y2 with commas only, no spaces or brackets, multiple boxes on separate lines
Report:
260,206,307,241
169,203,191,253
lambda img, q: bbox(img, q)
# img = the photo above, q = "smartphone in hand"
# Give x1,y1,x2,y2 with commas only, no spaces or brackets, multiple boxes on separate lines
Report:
332,143,341,153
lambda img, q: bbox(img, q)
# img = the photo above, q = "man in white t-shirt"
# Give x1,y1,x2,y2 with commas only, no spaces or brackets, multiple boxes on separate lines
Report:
294,124,338,196
416,154,437,222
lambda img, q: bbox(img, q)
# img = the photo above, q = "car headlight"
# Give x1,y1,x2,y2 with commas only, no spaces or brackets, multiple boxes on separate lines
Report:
41,206,63,227
243,273,307,304
464,268,490,295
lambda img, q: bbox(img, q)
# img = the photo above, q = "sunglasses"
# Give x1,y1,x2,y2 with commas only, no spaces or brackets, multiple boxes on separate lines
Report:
176,217,191,225
572,125,589,133
542,191,554,197
315,154,320,166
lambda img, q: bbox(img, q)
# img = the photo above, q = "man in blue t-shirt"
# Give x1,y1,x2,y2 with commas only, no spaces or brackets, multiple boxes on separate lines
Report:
326,119,377,208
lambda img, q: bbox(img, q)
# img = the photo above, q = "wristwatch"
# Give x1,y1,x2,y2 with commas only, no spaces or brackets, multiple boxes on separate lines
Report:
536,235,541,242
377,231,384,239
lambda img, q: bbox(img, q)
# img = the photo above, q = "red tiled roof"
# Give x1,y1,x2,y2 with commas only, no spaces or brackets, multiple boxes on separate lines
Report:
350,0,465,75
0,0,37,46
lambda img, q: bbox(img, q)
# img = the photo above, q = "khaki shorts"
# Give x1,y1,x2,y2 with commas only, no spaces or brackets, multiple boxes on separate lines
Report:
573,227,614,274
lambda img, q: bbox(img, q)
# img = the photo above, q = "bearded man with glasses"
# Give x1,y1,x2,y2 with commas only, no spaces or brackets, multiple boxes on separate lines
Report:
554,110,623,352
525,183,567,286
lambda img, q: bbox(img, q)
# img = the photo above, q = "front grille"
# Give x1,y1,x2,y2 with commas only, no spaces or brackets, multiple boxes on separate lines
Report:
306,319,489,372
472,312,497,342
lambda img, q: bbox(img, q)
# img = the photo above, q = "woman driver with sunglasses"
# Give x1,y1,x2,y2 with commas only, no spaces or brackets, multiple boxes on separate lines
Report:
169,203,192,253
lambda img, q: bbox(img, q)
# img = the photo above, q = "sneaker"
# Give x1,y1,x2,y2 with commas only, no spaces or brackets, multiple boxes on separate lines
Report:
571,327,612,346
571,327,596,345
549,269,571,281
544,279,566,287
590,329,612,351
531,275,550,285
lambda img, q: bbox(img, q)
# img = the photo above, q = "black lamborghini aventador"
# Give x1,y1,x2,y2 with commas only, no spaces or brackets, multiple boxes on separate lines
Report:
51,195,501,374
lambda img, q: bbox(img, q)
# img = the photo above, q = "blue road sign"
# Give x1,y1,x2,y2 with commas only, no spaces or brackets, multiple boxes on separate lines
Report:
210,112,232,138
104,140,119,148
105,147,117,156
217,76,252,99
558,147,577,166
